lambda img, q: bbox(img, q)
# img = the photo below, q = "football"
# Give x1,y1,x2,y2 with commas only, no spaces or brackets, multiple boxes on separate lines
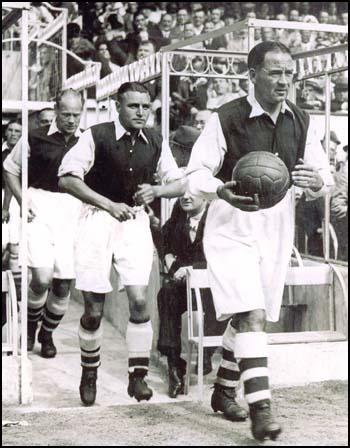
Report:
231,151,290,209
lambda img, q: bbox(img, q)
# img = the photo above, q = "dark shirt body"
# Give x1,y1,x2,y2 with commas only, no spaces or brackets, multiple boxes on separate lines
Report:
216,97,310,182
85,122,162,206
28,127,81,192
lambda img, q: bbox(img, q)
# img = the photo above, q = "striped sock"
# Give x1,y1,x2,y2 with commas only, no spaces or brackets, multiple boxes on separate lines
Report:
41,292,70,334
28,286,47,325
215,320,240,388
126,320,153,375
78,319,102,368
9,245,21,301
235,332,271,405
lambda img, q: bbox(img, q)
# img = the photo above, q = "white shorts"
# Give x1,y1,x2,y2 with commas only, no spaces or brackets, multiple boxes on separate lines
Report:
75,205,154,293
204,189,295,323
26,188,82,279
2,190,21,246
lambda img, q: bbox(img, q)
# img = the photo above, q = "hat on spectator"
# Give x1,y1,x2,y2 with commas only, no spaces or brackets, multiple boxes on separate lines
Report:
108,13,124,30
334,79,348,92
343,145,348,152
170,126,200,150
166,4,179,14
67,22,81,39
305,79,323,94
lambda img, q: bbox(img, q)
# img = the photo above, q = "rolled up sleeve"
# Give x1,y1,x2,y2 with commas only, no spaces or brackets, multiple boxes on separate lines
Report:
303,120,335,201
3,138,24,176
156,140,184,184
185,113,226,200
58,129,95,180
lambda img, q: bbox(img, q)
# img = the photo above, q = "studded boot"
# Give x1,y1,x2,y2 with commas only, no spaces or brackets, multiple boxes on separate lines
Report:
249,399,282,441
211,383,248,421
128,369,153,402
79,366,98,406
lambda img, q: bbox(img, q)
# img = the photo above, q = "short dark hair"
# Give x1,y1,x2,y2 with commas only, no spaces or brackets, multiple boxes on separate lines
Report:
55,88,83,109
116,82,150,102
38,107,54,115
247,41,291,70
6,118,22,129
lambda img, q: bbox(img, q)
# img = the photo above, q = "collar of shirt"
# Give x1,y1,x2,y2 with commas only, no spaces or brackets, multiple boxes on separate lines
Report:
114,116,149,143
247,92,295,121
47,118,82,137
187,207,206,231
2,141,10,152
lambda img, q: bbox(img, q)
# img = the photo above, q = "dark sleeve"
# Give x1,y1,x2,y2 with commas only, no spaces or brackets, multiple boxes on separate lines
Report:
158,200,183,259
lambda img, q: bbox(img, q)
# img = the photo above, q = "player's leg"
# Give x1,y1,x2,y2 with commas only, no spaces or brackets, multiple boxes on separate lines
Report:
38,278,72,358
125,285,153,402
27,267,53,351
78,291,105,406
211,315,248,421
235,309,281,441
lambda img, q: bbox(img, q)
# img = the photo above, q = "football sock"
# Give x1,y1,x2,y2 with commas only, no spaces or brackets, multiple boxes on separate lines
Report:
79,319,102,369
215,319,240,388
126,320,153,375
28,286,47,325
41,291,70,334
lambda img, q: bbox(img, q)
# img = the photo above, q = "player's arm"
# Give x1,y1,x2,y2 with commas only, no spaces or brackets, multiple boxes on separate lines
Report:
186,113,259,211
58,129,135,221
292,120,334,198
59,175,135,221
2,182,12,223
3,139,36,221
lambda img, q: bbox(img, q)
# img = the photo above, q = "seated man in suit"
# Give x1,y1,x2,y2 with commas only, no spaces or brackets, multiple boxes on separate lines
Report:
157,192,227,398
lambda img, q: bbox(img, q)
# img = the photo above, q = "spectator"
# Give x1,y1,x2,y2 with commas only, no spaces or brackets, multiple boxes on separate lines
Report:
29,45,57,101
209,7,225,30
300,2,319,23
169,125,200,168
261,27,275,42
202,21,227,50
157,194,229,398
95,41,120,78
289,9,301,22
319,10,330,24
158,14,177,41
298,80,324,111
331,79,348,112
38,108,56,128
67,22,96,60
340,12,348,26
321,131,341,173
124,2,138,32
328,2,338,24
192,9,206,36
103,22,128,67
172,8,190,38
257,3,272,20
331,154,348,261
182,22,204,49
279,2,290,17
207,78,241,111
125,11,164,58
294,29,316,52
29,2,54,30
193,110,212,132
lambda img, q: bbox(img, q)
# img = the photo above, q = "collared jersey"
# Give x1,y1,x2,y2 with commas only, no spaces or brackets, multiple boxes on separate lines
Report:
58,117,182,206
3,119,83,192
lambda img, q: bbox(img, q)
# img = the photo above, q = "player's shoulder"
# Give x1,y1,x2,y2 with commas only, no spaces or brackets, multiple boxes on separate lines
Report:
286,99,310,122
217,96,250,116
142,127,163,146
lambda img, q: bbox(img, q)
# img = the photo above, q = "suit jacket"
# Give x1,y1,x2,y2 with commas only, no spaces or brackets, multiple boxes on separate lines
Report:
160,201,209,268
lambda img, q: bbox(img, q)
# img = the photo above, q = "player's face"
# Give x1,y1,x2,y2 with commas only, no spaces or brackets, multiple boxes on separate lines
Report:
56,95,83,136
180,192,206,214
251,51,294,107
117,91,151,131
39,110,56,128
6,123,22,148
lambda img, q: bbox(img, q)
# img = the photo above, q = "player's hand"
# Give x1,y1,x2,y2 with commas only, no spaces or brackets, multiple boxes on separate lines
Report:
145,204,161,230
332,204,347,220
173,267,187,283
217,181,260,212
2,209,10,223
107,202,136,222
292,158,324,192
134,184,160,205
20,206,36,222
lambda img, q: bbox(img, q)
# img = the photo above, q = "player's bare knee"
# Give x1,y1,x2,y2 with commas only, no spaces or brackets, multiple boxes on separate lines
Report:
81,312,102,331
236,309,266,332
52,279,71,297
132,298,147,314
30,278,51,295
